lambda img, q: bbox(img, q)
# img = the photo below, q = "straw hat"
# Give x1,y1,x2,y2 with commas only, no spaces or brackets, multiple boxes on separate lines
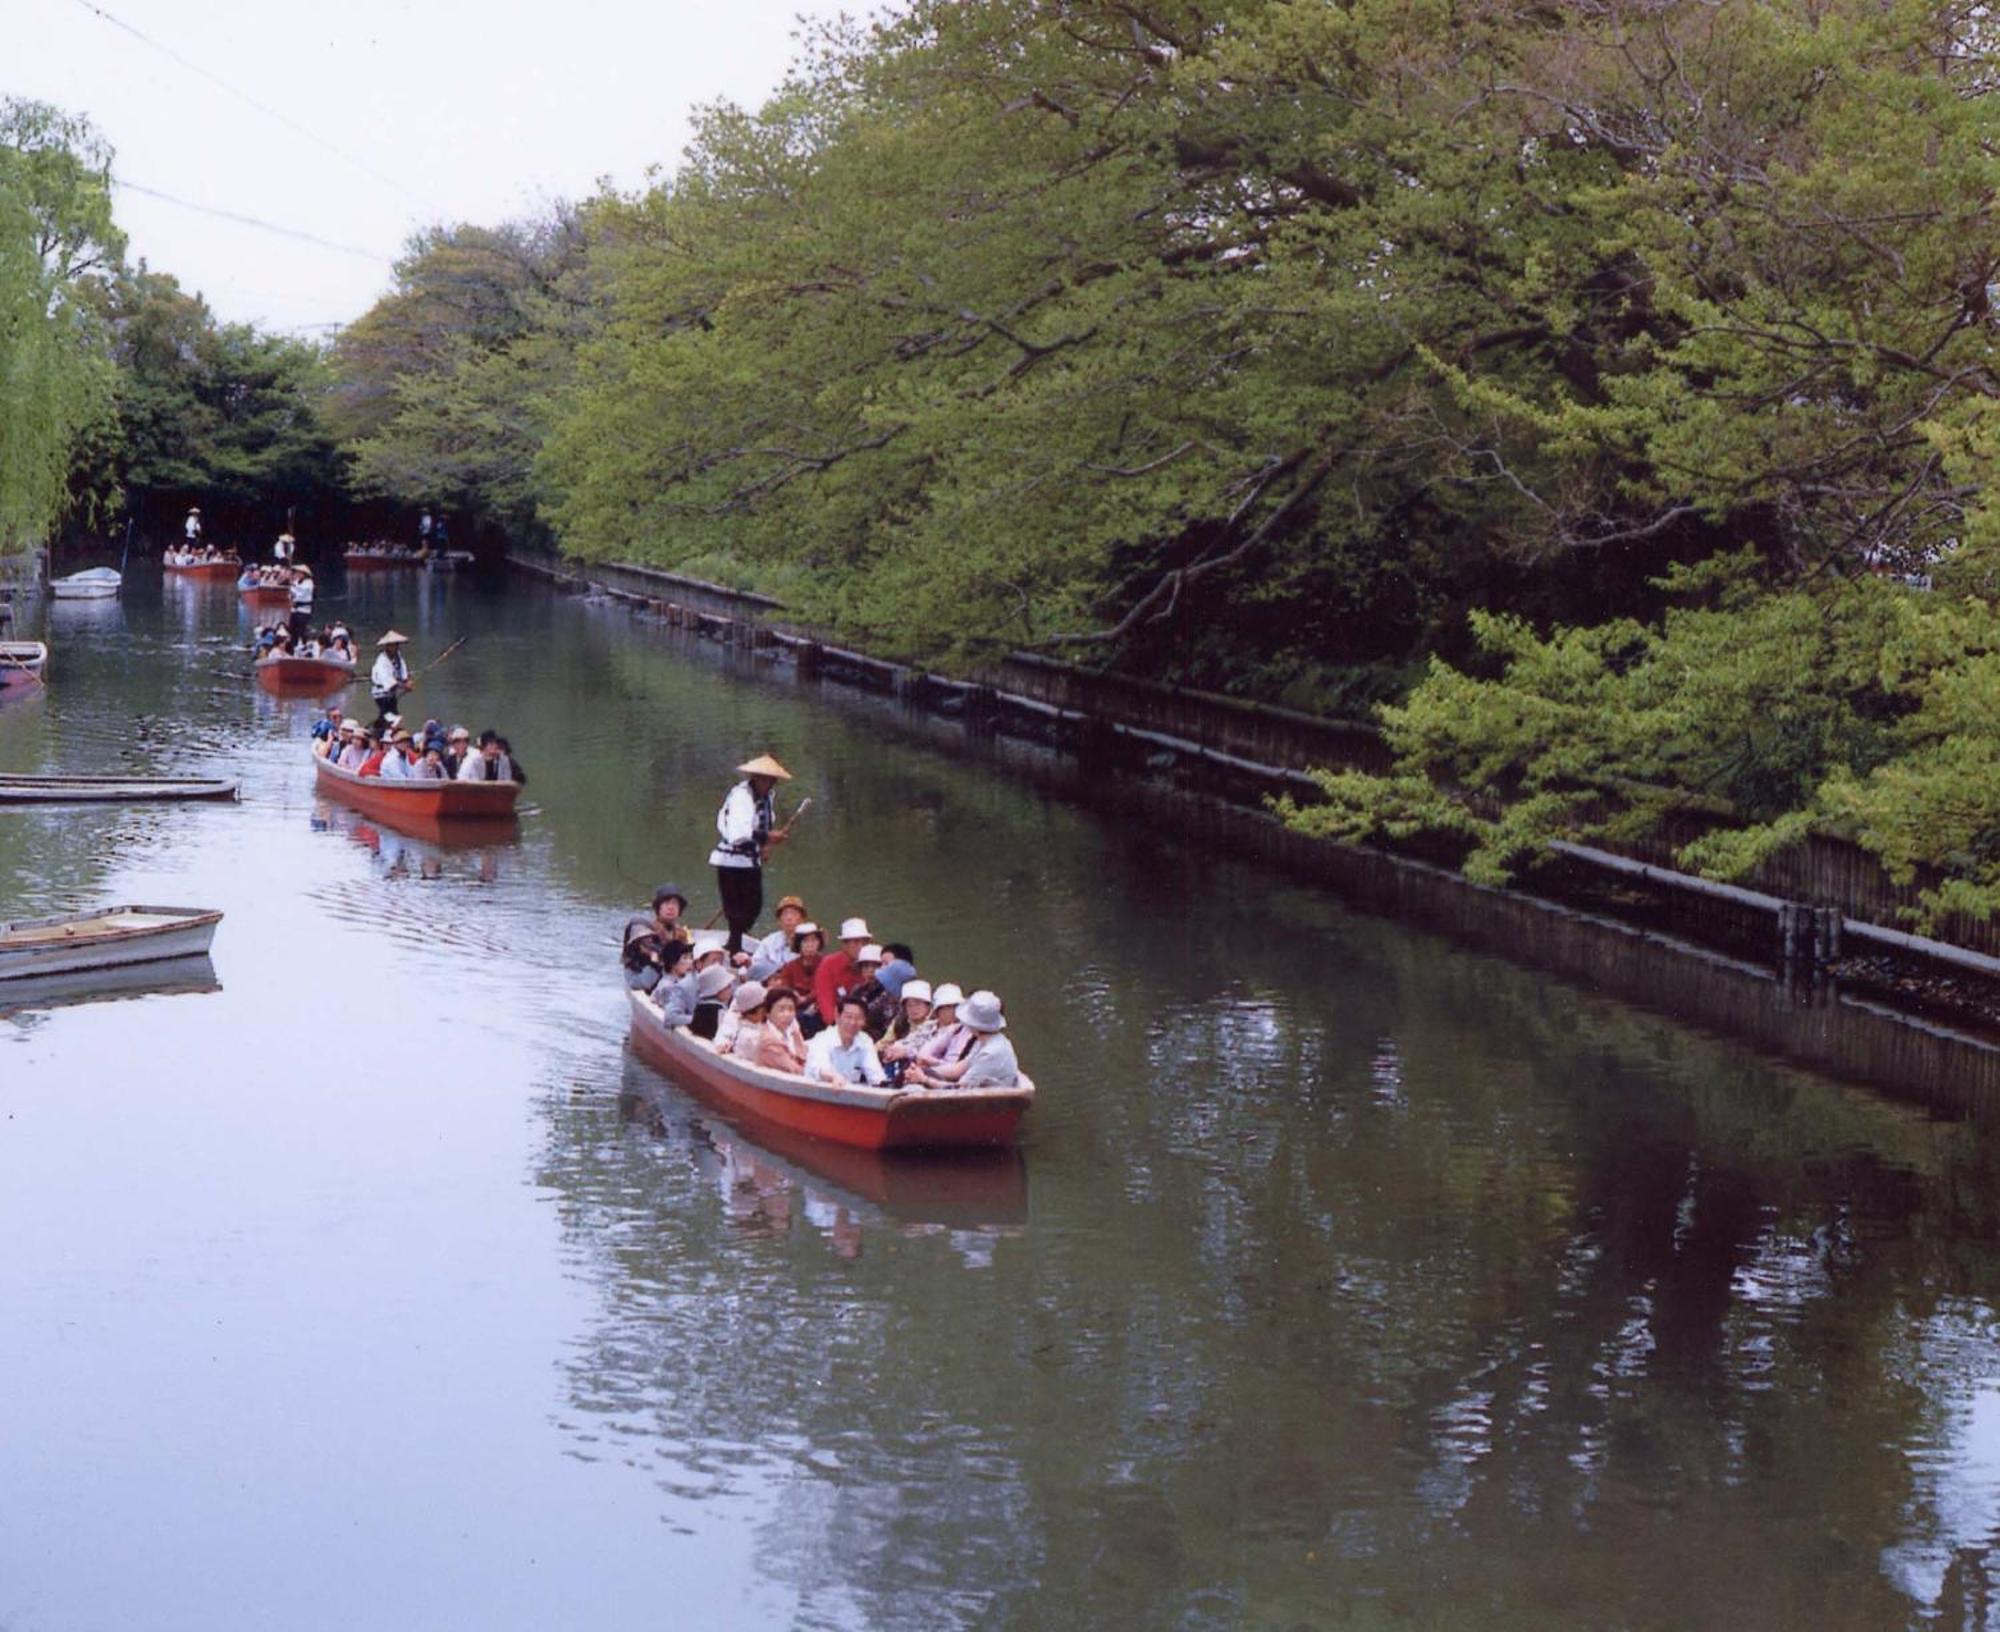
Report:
902,979,934,1005
957,990,1006,1033
931,982,965,1009
735,754,792,780
775,894,807,915
377,630,409,646
730,981,769,1014
187,506,200,515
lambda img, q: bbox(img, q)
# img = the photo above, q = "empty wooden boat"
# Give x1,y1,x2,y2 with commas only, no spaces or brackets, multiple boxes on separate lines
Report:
314,752,521,820
625,987,1035,1151
0,640,48,693
50,567,121,600
0,772,240,804
0,905,223,982
255,652,356,692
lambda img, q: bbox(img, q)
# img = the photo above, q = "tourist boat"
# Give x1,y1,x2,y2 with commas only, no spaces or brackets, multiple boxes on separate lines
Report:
625,986,1035,1151
0,771,239,804
314,752,522,821
343,545,420,570
0,640,48,693
237,570,293,605
164,553,242,580
0,905,224,982
50,567,121,600
255,651,355,692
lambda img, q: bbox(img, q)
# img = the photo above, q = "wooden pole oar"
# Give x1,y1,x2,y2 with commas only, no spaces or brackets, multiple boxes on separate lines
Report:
398,635,470,697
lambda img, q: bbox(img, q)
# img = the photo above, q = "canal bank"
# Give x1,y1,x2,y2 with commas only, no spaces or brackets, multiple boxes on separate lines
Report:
514,546,2000,1095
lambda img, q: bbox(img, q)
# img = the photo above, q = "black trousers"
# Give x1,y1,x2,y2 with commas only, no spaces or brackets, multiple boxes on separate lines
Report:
369,692,399,733
715,865,763,953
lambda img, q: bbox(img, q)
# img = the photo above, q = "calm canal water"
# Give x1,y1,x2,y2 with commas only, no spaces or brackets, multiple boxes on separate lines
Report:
5,566,2000,1630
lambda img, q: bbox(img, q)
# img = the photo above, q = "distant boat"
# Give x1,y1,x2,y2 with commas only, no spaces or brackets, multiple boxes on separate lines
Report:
164,552,242,580
314,752,522,821
50,567,121,600
344,545,421,570
421,550,476,572
237,570,293,605
0,905,223,983
255,652,356,692
0,772,239,804
0,640,47,693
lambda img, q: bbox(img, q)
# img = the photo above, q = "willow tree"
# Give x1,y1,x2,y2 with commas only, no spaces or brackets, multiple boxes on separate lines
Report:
0,99,122,549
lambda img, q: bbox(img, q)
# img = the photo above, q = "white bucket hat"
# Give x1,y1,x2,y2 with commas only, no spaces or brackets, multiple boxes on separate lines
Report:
730,981,769,1013
696,965,735,999
692,934,729,960
957,990,1006,1033
931,983,964,1008
858,944,884,965
838,917,871,941
791,921,822,947
902,980,933,1005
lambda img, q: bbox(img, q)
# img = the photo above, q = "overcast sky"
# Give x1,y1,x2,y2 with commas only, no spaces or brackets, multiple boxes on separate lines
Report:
8,0,843,332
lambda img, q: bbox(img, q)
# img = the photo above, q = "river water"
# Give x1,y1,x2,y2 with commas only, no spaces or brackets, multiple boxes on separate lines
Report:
5,566,2000,1630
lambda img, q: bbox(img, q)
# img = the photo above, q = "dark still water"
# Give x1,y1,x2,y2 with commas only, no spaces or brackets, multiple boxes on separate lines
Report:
5,567,2000,1630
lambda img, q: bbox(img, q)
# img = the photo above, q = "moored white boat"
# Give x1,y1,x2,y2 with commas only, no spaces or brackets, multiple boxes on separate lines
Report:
0,905,223,982
626,986,1035,1151
50,567,122,600
0,640,48,692
0,772,239,804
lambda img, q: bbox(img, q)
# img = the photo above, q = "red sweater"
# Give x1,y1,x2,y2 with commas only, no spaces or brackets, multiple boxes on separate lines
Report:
813,951,859,1027
358,749,387,777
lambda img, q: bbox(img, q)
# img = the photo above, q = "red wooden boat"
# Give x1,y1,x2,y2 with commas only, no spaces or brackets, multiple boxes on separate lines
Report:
165,554,242,580
626,987,1034,1151
256,652,355,692
343,547,420,571
238,571,293,606
314,753,521,821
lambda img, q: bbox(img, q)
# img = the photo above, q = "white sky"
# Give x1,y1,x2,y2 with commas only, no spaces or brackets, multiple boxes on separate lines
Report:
6,0,843,332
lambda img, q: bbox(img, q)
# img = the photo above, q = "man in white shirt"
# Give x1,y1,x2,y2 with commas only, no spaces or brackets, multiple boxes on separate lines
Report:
455,731,512,782
288,566,315,640
379,730,416,780
369,631,411,731
184,507,201,545
708,753,794,955
804,998,887,1086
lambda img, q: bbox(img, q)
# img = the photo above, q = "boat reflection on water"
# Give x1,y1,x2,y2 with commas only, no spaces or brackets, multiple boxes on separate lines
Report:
0,952,219,1019
619,1053,1029,1257
311,798,520,879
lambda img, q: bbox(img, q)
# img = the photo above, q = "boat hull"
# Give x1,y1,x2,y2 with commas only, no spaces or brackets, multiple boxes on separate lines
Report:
238,579,293,605
0,773,238,804
314,754,521,820
166,559,242,580
626,988,1032,1151
344,552,419,571
256,655,355,692
51,583,119,599
0,906,222,982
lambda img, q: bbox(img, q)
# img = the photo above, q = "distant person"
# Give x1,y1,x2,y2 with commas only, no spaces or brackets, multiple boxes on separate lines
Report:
288,565,315,641
418,509,434,549
184,507,202,546
273,531,296,565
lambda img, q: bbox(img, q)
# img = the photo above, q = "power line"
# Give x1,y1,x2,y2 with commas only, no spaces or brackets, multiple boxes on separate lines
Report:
112,175,393,263
66,0,436,215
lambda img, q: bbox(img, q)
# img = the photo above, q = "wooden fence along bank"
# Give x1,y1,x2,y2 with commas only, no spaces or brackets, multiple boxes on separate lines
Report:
511,547,2000,1106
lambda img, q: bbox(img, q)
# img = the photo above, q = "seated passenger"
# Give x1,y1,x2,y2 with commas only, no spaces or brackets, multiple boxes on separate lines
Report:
813,917,873,1029
623,923,667,991
378,729,416,780
690,963,734,1041
747,895,808,981
911,984,968,1070
718,981,768,1055
908,990,1018,1089
804,997,887,1086
456,730,512,783
753,991,809,1073
653,944,699,1023
443,725,472,778
356,732,388,776
337,727,371,771
411,745,448,781
879,981,936,1062
766,922,827,1032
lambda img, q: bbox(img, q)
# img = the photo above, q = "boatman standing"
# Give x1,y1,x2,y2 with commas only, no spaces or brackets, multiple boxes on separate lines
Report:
274,531,296,565
288,565,315,642
184,507,202,547
709,754,793,954
369,630,412,732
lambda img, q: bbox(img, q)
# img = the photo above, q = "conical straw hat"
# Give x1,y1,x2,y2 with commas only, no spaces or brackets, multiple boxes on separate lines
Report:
376,629,409,646
735,754,792,780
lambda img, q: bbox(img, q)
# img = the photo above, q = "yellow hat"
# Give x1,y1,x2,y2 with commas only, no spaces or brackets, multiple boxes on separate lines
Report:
735,754,792,780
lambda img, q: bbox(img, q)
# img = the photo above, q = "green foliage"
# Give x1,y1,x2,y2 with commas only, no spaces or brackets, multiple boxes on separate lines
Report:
0,99,121,548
